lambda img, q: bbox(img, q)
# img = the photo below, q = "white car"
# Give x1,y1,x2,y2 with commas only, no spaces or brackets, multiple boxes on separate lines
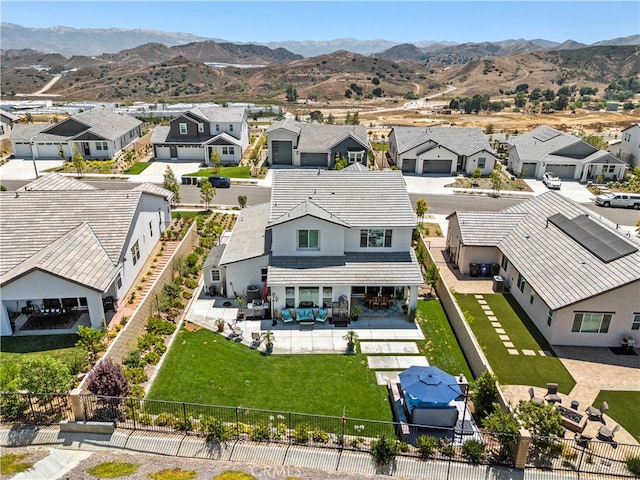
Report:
542,172,562,189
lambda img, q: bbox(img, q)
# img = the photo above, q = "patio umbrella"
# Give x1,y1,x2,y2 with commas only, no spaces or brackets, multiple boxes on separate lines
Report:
399,366,462,406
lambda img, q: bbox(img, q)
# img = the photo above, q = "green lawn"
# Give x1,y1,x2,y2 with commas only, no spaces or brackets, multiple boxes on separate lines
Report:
415,299,474,383
185,166,252,178
124,162,152,174
455,293,575,394
147,328,391,421
592,390,640,443
0,334,82,386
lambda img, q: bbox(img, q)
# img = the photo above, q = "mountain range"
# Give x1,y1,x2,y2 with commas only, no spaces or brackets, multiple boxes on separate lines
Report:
2,23,639,59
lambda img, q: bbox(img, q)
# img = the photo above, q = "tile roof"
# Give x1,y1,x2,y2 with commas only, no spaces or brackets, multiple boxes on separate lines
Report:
191,106,246,123
19,173,98,191
458,192,640,310
267,251,424,286
267,119,369,151
270,169,416,227
219,203,271,265
392,126,495,156
132,182,174,200
452,212,527,246
0,188,142,278
268,199,350,228
266,117,302,135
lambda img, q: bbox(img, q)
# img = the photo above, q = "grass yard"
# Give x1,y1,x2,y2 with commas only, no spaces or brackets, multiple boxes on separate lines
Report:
123,162,152,174
415,299,473,383
455,293,575,394
592,390,640,443
147,328,391,421
185,166,252,179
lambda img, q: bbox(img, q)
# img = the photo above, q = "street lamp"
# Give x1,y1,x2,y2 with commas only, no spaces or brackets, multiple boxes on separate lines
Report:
29,135,39,179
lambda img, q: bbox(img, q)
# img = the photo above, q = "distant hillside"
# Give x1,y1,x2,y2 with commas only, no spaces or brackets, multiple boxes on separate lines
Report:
264,38,399,57
171,41,302,64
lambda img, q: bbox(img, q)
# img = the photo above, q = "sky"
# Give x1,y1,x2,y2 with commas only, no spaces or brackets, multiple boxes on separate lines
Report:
2,1,639,45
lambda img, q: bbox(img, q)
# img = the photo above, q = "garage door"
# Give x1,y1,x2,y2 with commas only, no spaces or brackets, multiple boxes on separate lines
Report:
13,144,32,159
422,159,452,174
300,153,326,166
177,146,204,161
401,158,416,173
547,164,575,179
272,141,292,165
37,144,62,159
521,163,537,178
155,146,170,160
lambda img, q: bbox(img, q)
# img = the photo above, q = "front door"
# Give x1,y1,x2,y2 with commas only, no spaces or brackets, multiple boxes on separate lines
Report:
169,146,178,159
82,142,90,155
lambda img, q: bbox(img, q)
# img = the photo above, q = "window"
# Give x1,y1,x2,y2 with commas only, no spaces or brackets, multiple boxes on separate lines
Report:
211,269,221,281
198,122,204,133
607,165,615,173
95,141,108,151
116,274,122,289
285,287,295,308
261,268,268,283
298,230,319,249
571,312,612,333
299,287,319,306
179,123,187,135
79,297,88,307
348,150,364,163
222,146,235,155
501,255,508,272
547,309,553,326
530,290,535,305
229,124,234,132
131,240,140,265
322,287,332,308
215,124,220,131
360,229,392,248
517,274,526,293
633,313,640,331
149,221,153,237
478,157,486,168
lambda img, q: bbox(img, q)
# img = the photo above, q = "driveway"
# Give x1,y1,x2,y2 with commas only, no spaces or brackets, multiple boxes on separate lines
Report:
524,178,596,204
135,160,202,184
0,158,64,181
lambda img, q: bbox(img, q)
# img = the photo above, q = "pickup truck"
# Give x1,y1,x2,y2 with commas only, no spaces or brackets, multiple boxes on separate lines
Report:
594,192,640,209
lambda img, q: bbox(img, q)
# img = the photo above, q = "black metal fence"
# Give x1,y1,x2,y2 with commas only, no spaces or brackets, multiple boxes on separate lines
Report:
0,392,74,425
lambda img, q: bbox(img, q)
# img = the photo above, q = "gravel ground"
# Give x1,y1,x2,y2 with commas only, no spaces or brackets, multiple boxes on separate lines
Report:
0,446,50,480
5,448,395,480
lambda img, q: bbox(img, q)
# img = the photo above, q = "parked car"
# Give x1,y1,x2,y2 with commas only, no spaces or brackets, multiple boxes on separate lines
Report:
205,176,231,188
594,192,640,209
542,172,562,189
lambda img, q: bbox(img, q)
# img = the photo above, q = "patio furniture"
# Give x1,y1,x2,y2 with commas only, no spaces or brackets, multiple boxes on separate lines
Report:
379,297,389,309
528,387,544,404
280,309,294,324
295,308,314,324
315,309,328,323
585,401,608,420
372,298,380,309
226,322,243,339
545,383,562,404
597,423,620,441
575,432,592,448
250,332,261,348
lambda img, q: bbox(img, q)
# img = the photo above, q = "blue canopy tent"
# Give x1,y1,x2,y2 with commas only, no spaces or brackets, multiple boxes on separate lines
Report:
399,366,463,427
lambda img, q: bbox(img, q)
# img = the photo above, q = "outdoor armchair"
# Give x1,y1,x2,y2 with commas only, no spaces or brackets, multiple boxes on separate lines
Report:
545,383,562,403
597,424,620,441
585,401,608,420
528,387,544,404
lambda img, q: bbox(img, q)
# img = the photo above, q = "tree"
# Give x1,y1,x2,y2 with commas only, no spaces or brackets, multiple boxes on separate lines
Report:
581,133,608,150
423,263,440,295
372,87,383,97
237,195,247,208
517,401,564,440
554,94,569,111
76,325,105,361
209,150,221,173
344,112,352,125
515,83,529,93
327,113,335,124
24,113,33,124
472,370,498,417
472,167,482,179
481,408,519,461
18,357,72,396
415,198,428,224
371,77,380,85
514,93,527,108
86,358,130,397
350,112,360,125
485,124,495,135
344,89,353,99
285,85,297,102
415,244,427,267
71,144,85,178
370,435,398,466
162,166,181,205
58,145,66,161
200,179,216,211
490,166,503,196
309,110,324,123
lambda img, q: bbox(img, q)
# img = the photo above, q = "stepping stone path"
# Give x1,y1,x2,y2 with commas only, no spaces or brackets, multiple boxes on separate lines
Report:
474,295,549,357
360,341,429,385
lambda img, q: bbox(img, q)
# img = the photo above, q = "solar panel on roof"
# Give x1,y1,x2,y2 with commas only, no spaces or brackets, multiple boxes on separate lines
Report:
548,214,637,263
532,127,561,142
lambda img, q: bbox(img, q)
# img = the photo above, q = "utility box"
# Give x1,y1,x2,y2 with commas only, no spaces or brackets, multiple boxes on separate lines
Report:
493,275,504,293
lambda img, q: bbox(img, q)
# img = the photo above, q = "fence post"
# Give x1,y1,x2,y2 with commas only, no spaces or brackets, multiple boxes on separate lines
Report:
69,388,85,421
514,427,531,470
235,406,239,439
182,402,188,435
24,391,36,424
129,398,137,431
288,412,292,445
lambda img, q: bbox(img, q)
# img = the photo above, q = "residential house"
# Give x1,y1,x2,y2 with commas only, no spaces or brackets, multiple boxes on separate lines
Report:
387,126,497,175
446,192,640,347
0,174,173,336
151,106,248,164
9,107,142,160
266,118,371,167
610,124,640,170
507,125,627,181
207,166,423,317
0,110,21,141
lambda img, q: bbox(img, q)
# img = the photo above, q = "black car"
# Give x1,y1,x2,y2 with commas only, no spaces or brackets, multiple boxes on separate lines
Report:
206,176,231,188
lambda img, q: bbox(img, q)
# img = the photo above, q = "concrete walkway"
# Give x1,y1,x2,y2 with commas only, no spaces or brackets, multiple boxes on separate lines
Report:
12,447,93,480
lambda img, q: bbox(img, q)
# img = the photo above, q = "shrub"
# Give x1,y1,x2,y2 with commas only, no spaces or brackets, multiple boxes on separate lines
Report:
441,444,455,457
311,429,329,443
371,435,398,466
75,325,105,359
122,350,145,369
472,371,498,417
123,367,147,385
174,415,194,432
86,359,130,397
154,412,177,427
147,317,175,336
417,435,439,458
149,468,197,480
183,278,199,289
625,455,640,475
138,332,162,351
153,340,167,355
294,423,310,443
249,423,271,441
139,413,153,426
461,439,486,463
0,393,28,421
213,471,256,480
397,441,409,453
128,385,145,398
199,415,229,442
0,453,33,474
86,461,140,478
145,351,161,365
18,357,73,396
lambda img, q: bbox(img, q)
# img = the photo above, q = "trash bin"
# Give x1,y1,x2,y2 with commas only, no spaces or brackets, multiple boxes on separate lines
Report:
480,263,490,277
490,263,500,276
181,176,188,185
492,275,504,293
469,263,479,277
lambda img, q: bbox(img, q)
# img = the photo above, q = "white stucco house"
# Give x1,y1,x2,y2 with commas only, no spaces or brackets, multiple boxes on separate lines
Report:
9,107,142,160
446,192,640,347
151,106,249,164
387,126,498,175
507,125,627,181
0,110,21,140
266,118,371,168
610,123,640,170
206,166,423,319
0,174,173,336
